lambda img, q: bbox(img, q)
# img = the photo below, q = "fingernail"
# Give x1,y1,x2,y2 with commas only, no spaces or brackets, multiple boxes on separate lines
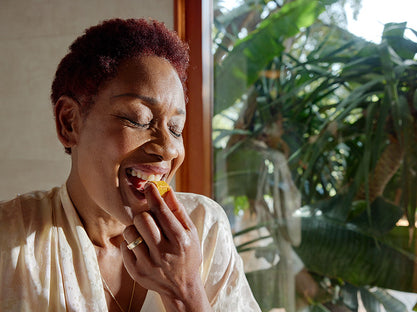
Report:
144,182,152,191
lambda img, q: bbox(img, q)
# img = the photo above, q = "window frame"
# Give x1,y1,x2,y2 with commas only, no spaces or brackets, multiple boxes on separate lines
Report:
174,0,213,197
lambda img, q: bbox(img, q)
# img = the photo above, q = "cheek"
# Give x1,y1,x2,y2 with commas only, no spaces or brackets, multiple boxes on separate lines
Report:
90,124,139,155
78,126,134,179
76,128,138,206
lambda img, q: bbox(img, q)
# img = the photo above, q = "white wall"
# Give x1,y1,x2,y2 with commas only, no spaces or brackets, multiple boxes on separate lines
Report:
0,0,173,200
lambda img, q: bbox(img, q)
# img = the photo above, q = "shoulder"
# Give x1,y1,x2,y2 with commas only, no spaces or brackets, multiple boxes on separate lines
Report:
0,187,61,217
1,187,61,205
176,192,231,231
176,193,261,311
176,192,225,214
0,187,61,239
0,187,64,310
175,192,235,261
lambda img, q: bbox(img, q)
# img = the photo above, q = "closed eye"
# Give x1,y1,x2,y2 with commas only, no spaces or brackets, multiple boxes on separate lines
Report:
118,116,150,128
170,129,182,138
169,126,183,138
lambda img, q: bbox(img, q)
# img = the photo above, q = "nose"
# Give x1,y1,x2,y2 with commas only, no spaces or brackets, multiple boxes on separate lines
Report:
143,128,180,161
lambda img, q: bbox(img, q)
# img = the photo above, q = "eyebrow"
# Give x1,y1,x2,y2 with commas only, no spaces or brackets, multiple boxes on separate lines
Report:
112,93,186,115
112,93,158,104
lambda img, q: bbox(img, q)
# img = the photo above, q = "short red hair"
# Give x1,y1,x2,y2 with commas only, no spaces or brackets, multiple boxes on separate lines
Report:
51,18,189,113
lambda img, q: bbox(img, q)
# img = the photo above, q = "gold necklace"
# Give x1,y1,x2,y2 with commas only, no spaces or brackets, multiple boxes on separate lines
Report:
102,277,136,312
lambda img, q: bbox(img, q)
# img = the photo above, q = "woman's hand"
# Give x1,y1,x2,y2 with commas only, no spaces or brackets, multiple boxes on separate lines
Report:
121,183,211,312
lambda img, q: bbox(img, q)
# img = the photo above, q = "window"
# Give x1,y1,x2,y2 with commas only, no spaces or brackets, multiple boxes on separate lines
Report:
211,0,417,311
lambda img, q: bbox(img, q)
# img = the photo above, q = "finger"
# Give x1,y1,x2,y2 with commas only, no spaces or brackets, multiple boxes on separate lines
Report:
123,224,148,257
144,182,184,240
123,224,141,244
132,212,163,245
132,211,164,260
120,241,150,283
164,189,196,231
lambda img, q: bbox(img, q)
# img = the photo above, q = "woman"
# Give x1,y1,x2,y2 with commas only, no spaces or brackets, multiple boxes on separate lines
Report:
0,19,260,312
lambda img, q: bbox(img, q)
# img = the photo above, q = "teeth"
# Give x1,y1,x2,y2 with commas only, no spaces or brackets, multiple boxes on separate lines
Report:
128,169,162,181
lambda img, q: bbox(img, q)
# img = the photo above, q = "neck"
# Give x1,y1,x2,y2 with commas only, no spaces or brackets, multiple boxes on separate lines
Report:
82,214,126,249
66,176,126,249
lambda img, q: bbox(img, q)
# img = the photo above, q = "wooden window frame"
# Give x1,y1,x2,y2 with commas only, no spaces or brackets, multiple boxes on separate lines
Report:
174,0,213,197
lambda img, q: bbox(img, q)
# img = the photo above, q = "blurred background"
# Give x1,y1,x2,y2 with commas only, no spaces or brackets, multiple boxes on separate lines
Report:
211,0,417,311
0,0,173,200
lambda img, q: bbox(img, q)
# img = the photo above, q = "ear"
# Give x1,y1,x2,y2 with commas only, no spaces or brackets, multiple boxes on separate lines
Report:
54,96,82,152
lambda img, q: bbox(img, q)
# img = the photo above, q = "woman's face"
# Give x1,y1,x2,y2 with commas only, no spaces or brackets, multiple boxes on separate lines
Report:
70,55,186,224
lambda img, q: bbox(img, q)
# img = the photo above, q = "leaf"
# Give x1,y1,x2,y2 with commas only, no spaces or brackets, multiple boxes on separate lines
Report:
349,197,403,235
311,304,331,312
383,23,417,60
361,287,408,312
234,195,250,214
214,0,329,115
213,128,252,145
360,287,382,312
245,267,280,311
341,283,359,310
293,215,416,292
214,145,265,200
245,264,291,311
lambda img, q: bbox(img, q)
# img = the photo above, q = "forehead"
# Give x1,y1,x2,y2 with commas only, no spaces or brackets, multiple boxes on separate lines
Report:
112,56,184,100
89,55,186,117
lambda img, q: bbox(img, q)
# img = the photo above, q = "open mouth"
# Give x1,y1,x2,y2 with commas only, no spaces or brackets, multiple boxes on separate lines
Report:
126,168,164,193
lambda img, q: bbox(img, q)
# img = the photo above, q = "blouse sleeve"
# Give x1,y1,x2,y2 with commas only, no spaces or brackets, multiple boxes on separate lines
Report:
179,193,261,312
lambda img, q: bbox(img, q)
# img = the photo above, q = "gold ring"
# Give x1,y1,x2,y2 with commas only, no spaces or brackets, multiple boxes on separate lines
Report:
127,236,143,250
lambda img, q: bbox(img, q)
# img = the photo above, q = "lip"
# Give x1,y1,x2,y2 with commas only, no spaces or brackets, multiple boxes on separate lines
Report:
127,164,170,177
123,174,147,203
124,164,170,196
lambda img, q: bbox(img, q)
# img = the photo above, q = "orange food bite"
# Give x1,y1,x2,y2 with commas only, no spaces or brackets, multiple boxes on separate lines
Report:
149,181,171,196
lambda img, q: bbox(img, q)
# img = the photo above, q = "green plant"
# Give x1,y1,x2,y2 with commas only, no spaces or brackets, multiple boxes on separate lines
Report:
213,0,417,311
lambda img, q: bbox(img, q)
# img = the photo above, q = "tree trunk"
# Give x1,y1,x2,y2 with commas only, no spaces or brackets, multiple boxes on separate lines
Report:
356,136,404,202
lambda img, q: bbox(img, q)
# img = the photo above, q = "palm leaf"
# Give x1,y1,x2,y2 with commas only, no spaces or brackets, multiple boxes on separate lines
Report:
214,0,334,115
360,287,408,312
293,214,415,292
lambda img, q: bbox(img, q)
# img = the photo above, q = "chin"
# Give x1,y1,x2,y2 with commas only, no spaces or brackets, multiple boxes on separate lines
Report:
117,189,149,223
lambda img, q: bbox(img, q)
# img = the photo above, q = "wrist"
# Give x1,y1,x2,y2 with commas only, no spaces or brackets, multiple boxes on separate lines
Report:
161,278,212,312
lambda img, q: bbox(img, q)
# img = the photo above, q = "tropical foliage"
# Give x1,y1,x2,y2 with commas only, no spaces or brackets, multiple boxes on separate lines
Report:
212,0,417,311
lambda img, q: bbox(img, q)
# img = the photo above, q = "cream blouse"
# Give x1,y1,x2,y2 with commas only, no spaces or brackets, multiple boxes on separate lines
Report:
0,185,260,311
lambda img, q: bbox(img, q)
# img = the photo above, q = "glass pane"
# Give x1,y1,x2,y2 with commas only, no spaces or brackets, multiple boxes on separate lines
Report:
211,0,417,311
